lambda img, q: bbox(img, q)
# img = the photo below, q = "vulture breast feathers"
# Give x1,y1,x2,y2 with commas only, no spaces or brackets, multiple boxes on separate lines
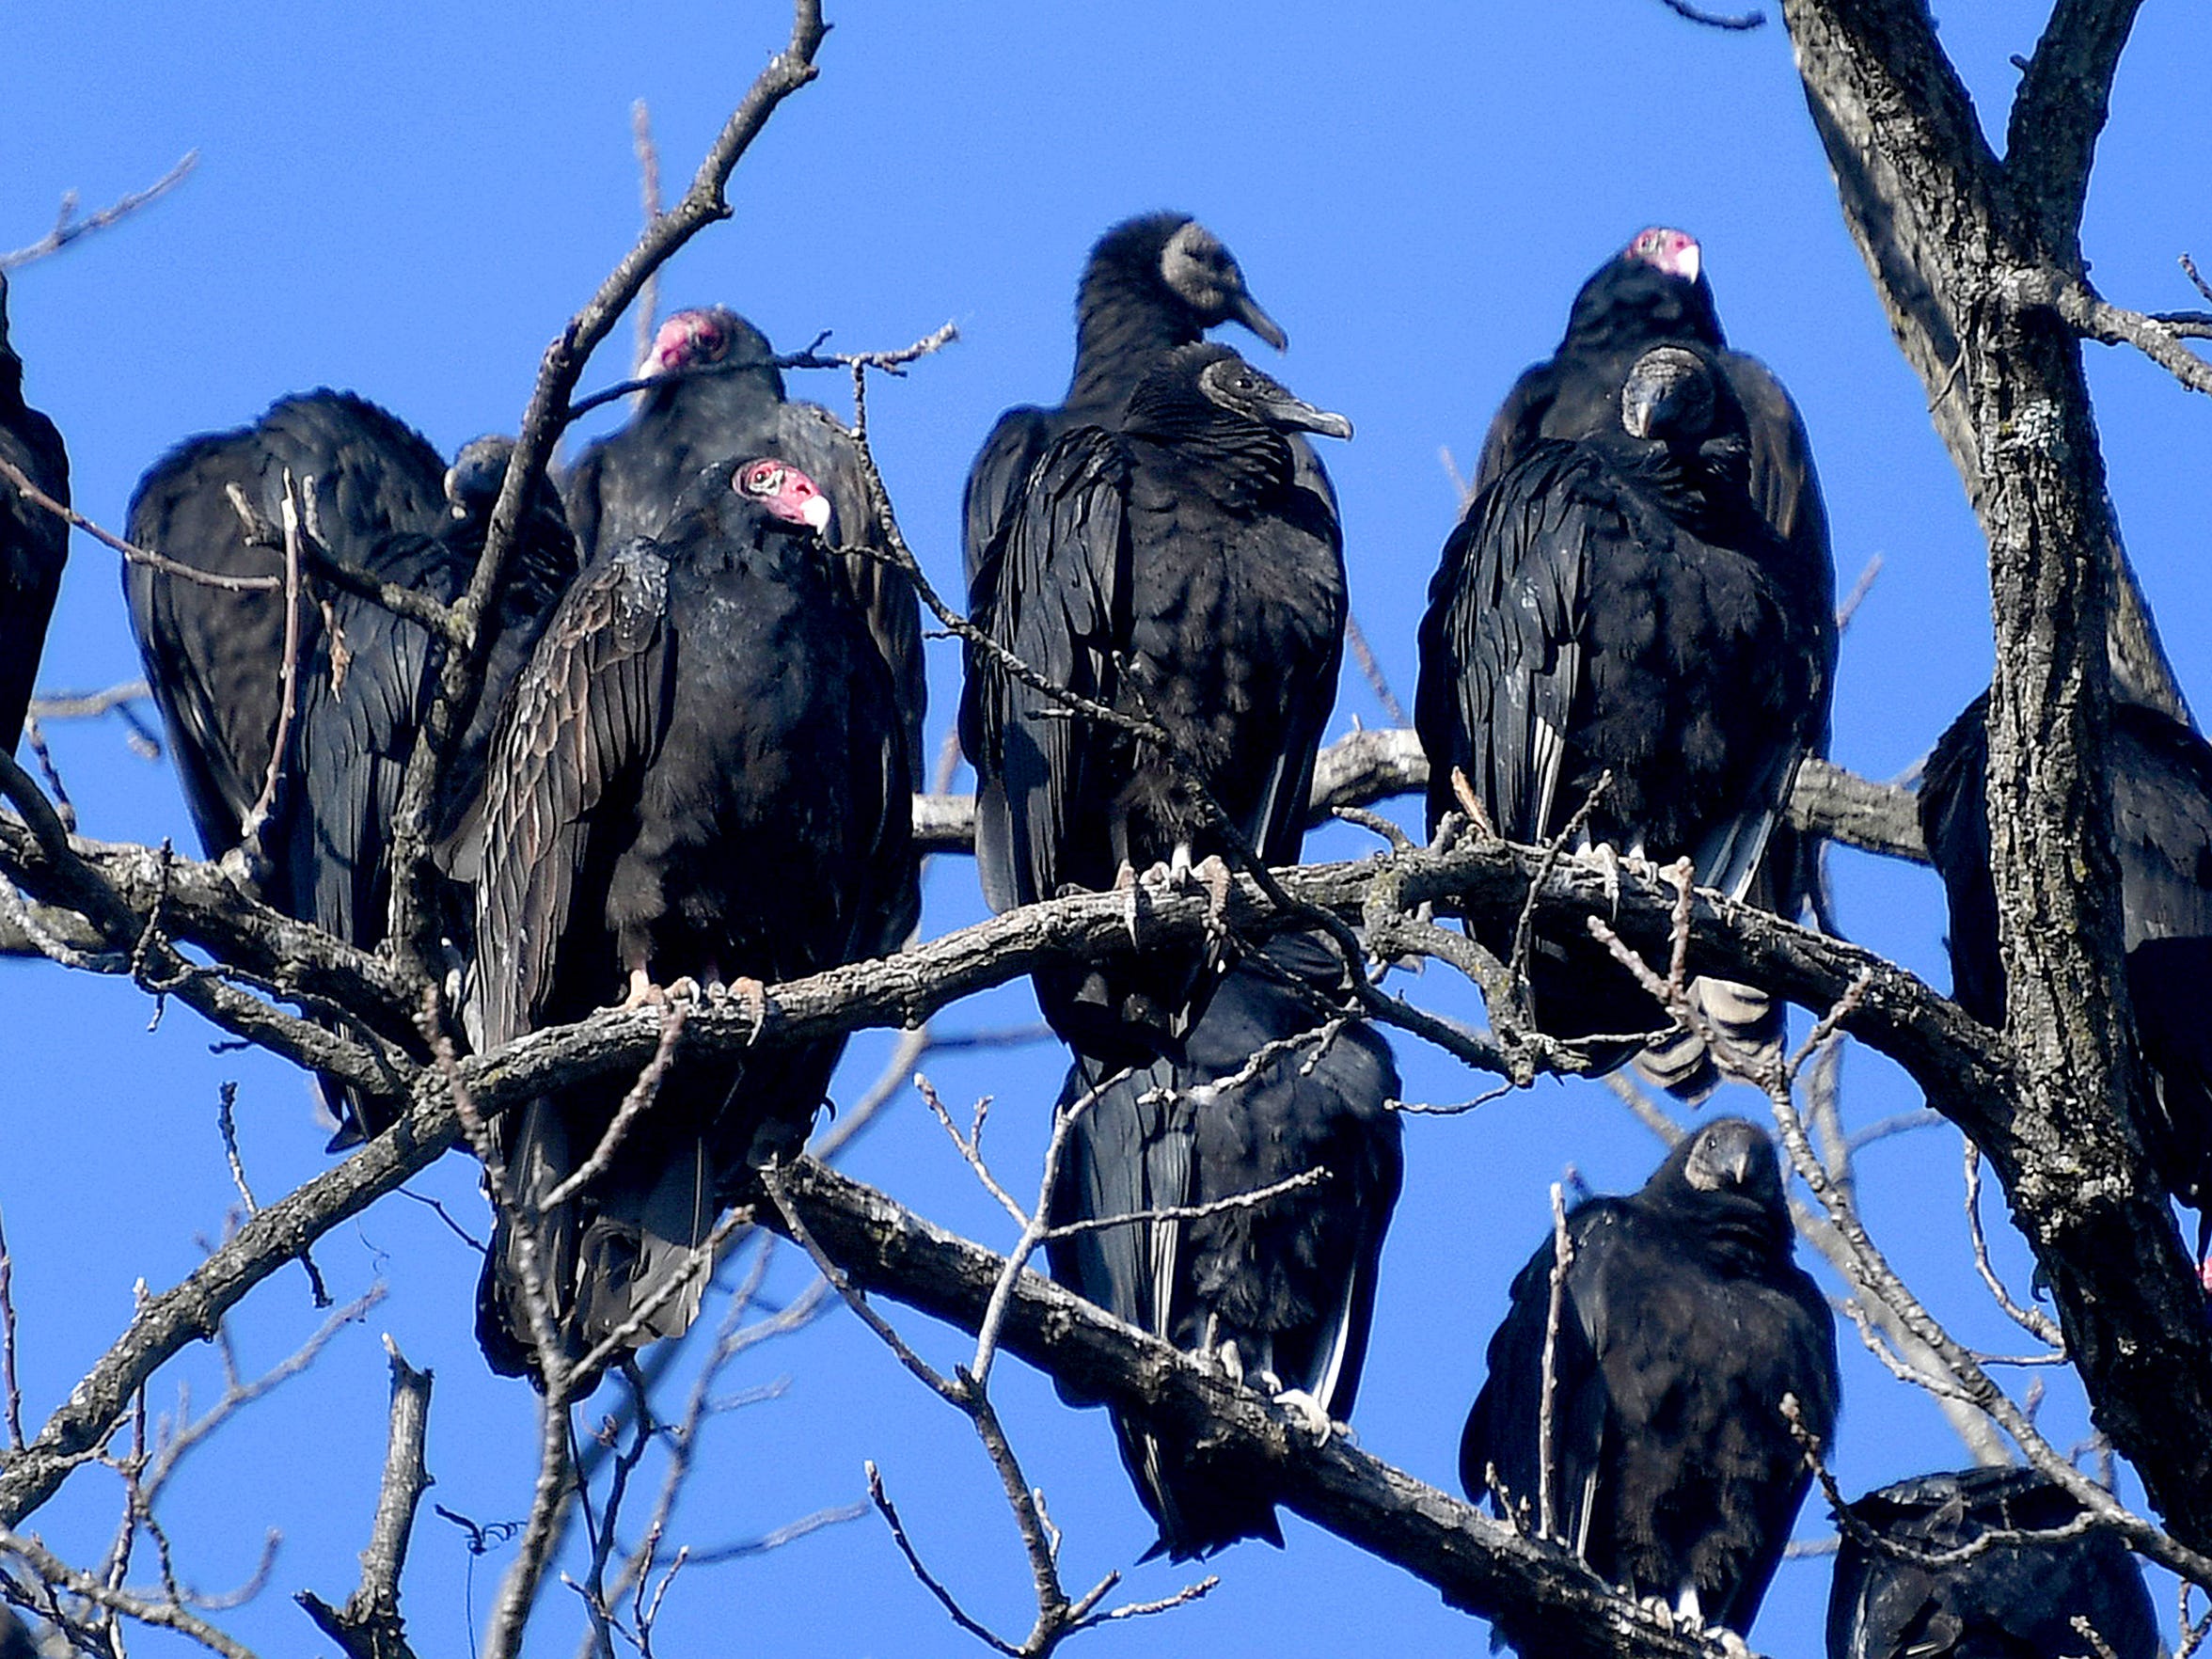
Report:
461,456,913,1377
1461,1117,1839,1647
1046,932,1402,1560
1921,693,2212,1223
960,340,1351,1063
561,306,926,793
1416,342,1832,1086
0,270,69,756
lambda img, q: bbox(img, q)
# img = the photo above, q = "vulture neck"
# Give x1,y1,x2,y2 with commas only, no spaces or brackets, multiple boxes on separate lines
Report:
1127,399,1290,507
646,359,784,422
1646,1185,1787,1271
1067,273,1198,413
1564,268,1725,359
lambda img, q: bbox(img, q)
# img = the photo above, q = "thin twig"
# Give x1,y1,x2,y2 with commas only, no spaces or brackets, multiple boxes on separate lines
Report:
1537,1181,1573,1542
1,151,198,269
1963,1141,2065,1349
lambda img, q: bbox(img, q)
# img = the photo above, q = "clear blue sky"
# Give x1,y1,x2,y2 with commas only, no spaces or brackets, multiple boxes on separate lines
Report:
4,2,2208,1653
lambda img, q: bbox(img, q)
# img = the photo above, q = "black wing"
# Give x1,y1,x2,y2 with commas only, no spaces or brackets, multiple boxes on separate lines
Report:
1459,1198,1620,1551
0,359,67,756
776,401,928,791
1415,441,1592,843
962,403,1061,624
464,542,672,1052
1828,1467,2160,1659
960,424,1130,914
124,392,448,857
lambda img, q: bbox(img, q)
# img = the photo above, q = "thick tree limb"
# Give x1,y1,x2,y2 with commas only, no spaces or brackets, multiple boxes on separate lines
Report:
912,729,1925,861
763,1157,1738,1659
1782,0,2212,1550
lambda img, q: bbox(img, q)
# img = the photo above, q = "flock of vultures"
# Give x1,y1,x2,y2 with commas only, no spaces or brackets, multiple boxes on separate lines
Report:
2,208,2205,1654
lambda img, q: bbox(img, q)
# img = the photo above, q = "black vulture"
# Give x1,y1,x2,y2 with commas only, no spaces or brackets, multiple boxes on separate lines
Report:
561,306,927,794
964,211,1289,611
1416,342,1833,1089
0,271,68,756
125,390,450,861
0,1604,34,1659
1473,229,1836,1095
130,409,579,1139
960,340,1351,1064
1827,1466,2157,1659
457,457,913,1379
1461,1117,1838,1648
1920,692,2212,1235
1045,932,1402,1559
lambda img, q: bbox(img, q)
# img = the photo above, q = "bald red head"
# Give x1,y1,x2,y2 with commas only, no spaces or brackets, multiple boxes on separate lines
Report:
735,457,833,536
1625,226,1702,284
646,308,735,376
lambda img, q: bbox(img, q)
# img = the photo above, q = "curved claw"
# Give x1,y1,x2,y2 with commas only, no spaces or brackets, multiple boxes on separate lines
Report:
1272,1386,1337,1446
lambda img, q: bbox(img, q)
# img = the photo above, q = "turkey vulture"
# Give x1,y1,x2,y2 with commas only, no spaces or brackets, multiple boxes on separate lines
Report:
131,408,579,1139
1827,1466,2157,1659
1416,342,1833,1088
960,340,1351,1064
1045,932,1401,1559
964,211,1289,617
0,271,69,755
1920,692,2212,1234
459,457,914,1379
1460,1116,1839,1648
1474,228,1835,1096
561,306,926,792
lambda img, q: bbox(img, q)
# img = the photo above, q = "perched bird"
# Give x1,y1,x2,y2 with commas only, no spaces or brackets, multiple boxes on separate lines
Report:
964,211,1290,598
131,408,580,1139
1046,932,1402,1559
125,390,450,862
1920,692,2212,1239
1416,342,1833,1090
1461,1117,1839,1649
1472,228,1835,1095
459,457,913,1379
561,306,926,793
1474,227,1829,581
961,341,1351,1064
1827,1466,2158,1659
0,271,69,756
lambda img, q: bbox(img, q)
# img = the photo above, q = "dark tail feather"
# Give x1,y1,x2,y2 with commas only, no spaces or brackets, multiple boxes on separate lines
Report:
1633,976,1787,1103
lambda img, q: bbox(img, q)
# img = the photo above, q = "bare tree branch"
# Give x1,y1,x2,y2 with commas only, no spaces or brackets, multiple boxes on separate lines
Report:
1,151,198,270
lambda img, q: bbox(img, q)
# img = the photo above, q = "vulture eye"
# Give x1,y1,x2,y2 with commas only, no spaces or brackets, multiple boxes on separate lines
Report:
738,462,784,498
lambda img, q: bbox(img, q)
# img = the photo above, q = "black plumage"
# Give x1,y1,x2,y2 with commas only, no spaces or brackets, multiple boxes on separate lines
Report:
459,457,913,1378
1045,932,1402,1560
1473,229,1835,1095
130,407,579,1139
561,307,927,796
125,390,450,862
1461,1117,1839,1649
964,212,1289,612
0,271,69,755
961,341,1351,1063
1417,342,1833,1086
1920,692,2212,1224
1827,1466,2158,1659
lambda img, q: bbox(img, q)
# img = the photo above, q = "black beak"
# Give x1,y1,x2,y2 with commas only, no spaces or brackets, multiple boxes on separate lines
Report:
1231,290,1289,353
1259,388,1352,442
